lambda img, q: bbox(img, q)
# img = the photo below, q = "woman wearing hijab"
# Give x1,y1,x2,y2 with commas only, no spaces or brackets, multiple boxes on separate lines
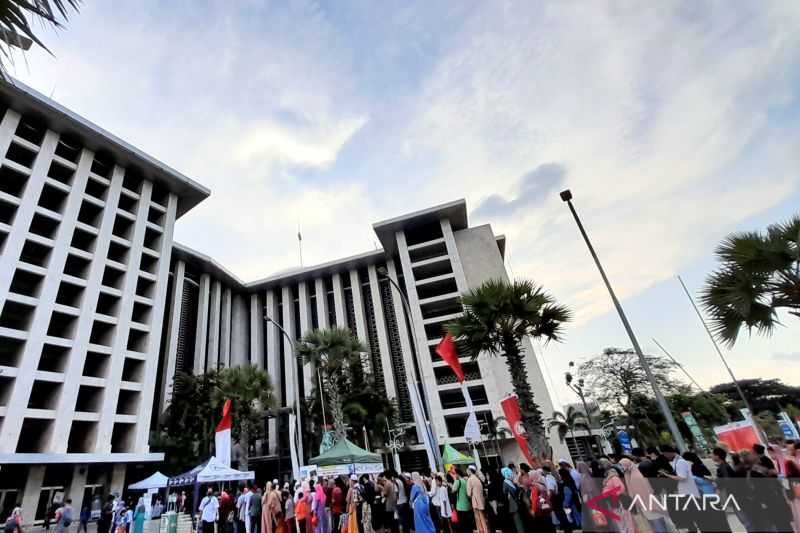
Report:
268,484,283,533
785,459,800,533
262,483,275,533
576,462,605,530
312,483,329,533
132,498,146,533
409,473,435,533
501,467,525,533
603,467,634,533
429,474,452,533
619,458,669,533
529,471,555,533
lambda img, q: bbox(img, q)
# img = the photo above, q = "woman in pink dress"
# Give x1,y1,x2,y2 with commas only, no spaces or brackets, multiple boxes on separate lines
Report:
602,466,635,533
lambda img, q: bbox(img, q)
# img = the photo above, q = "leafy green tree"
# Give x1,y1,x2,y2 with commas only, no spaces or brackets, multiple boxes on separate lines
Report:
548,406,589,444
579,348,679,443
211,365,274,469
710,378,800,414
446,279,571,455
0,0,79,76
701,214,800,346
154,370,219,474
297,327,366,441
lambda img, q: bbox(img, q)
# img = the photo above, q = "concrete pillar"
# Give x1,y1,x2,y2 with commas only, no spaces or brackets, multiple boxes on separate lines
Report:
281,285,297,415
21,465,45,526
332,273,346,328
367,264,397,399
297,282,313,397
66,465,88,503
265,290,281,455
159,260,185,414
314,278,329,329
231,294,248,367
220,288,232,368
0,110,25,314
193,274,211,375
207,280,222,370
249,293,264,369
348,270,372,375
109,464,126,497
135,192,178,451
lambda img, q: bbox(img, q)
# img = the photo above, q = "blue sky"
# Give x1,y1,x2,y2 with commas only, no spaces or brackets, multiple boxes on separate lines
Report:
10,0,800,408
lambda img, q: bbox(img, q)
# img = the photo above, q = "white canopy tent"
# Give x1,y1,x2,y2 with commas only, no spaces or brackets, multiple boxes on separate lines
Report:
196,456,255,483
128,471,169,490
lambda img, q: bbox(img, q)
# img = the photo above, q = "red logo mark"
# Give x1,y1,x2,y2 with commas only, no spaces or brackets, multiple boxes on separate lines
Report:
585,484,624,521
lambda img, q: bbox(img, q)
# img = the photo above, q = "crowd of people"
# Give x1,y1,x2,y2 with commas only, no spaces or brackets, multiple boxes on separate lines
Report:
190,441,800,533
8,439,800,533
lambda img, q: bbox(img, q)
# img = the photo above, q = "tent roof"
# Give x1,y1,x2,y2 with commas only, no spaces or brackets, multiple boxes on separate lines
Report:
128,471,168,490
309,438,382,466
442,444,473,465
197,457,254,483
167,459,210,487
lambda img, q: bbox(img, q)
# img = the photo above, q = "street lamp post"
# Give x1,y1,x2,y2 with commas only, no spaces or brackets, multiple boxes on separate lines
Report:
385,421,414,472
265,315,304,478
560,189,687,452
377,266,443,471
565,362,600,456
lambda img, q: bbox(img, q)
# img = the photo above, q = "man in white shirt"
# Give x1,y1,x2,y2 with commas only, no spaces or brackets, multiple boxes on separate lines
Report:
659,445,699,531
199,488,219,533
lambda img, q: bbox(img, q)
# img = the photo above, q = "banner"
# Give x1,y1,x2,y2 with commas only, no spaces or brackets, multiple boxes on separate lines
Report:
714,419,760,452
462,383,482,442
500,394,535,466
439,335,482,444
778,411,800,440
681,411,709,450
215,399,232,467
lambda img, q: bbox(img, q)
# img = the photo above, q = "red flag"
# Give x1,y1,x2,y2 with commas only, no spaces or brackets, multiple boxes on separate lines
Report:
436,334,464,383
216,399,232,431
215,399,232,466
501,394,535,466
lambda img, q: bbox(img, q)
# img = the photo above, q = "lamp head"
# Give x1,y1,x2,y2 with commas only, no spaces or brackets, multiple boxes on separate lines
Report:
377,266,389,277
565,372,573,385
559,189,573,202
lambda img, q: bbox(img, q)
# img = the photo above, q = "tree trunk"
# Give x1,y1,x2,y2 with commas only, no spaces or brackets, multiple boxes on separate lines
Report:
327,372,347,441
502,334,547,460
239,424,250,470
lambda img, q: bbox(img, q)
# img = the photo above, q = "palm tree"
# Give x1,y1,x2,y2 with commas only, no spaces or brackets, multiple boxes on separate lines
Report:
548,406,589,446
701,214,800,346
446,279,571,456
211,365,273,470
296,327,366,442
0,0,80,77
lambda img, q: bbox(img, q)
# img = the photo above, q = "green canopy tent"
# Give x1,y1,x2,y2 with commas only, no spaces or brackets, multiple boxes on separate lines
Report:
441,444,473,466
308,438,384,476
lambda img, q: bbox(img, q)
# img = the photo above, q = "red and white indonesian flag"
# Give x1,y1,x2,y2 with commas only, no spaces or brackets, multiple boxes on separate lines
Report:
501,394,535,466
437,334,481,442
215,399,232,467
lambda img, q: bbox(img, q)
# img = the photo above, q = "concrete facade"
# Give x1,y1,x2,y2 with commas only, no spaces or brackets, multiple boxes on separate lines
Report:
0,80,209,524
0,79,567,523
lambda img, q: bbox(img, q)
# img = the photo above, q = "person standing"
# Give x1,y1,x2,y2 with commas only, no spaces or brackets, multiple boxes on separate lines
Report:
237,487,250,533
262,483,276,533
501,468,525,533
391,473,409,533
200,489,220,533
429,475,452,533
331,478,344,531
619,458,669,533
380,474,398,533
56,499,74,533
409,473,435,533
100,496,115,533
249,486,262,533
466,467,488,533
78,506,91,533
132,498,146,533
312,484,328,533
659,445,698,531
451,469,472,533
282,491,294,533
557,460,581,530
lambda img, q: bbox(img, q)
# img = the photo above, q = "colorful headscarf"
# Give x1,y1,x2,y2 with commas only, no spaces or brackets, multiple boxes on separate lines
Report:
501,467,514,480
